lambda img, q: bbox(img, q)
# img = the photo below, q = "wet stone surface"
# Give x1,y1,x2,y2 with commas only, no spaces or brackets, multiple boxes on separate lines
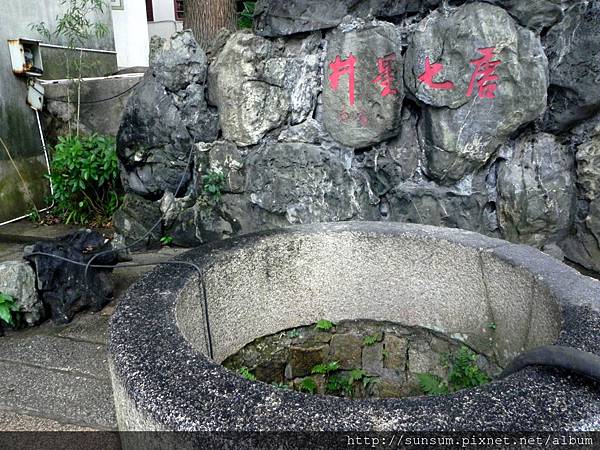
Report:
222,320,500,399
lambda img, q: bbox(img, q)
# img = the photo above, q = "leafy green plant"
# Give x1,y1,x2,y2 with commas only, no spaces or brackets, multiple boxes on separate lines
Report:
311,361,340,375
47,134,121,226
271,382,291,390
299,377,317,394
160,235,174,246
363,334,380,346
238,1,256,29
487,322,497,331
326,373,353,396
417,373,449,396
448,346,490,390
0,293,18,326
315,320,335,331
201,168,226,205
238,367,256,381
417,346,490,396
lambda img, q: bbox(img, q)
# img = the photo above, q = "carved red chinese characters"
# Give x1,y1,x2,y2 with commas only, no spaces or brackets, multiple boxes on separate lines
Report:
418,56,455,91
416,47,502,99
329,53,357,106
372,53,400,97
467,47,501,99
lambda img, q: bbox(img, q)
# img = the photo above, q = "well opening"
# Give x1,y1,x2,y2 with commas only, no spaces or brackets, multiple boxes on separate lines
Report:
175,228,562,381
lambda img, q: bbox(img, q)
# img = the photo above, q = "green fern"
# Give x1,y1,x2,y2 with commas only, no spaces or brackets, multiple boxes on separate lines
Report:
299,377,317,394
315,320,335,331
238,367,256,381
311,361,340,375
417,373,449,395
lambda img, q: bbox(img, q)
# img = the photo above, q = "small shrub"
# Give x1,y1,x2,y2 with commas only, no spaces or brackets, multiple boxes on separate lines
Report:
418,346,490,396
299,377,317,394
315,319,335,331
48,134,121,226
200,168,226,206
448,346,490,390
238,367,256,381
417,373,449,396
0,292,18,326
238,1,256,29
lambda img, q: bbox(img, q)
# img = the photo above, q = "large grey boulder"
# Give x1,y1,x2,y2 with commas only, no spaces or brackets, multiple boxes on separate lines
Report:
482,0,564,32
497,133,575,247
561,116,600,272
208,31,321,146
254,0,354,37
0,261,43,327
117,31,218,198
543,1,600,132
246,142,378,223
323,18,404,148
253,0,444,37
404,3,548,184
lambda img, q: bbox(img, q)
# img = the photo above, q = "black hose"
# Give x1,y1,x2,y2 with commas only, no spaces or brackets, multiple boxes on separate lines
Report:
500,345,600,382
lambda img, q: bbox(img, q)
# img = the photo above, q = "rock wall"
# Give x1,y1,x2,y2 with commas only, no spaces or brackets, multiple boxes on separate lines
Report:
114,0,600,274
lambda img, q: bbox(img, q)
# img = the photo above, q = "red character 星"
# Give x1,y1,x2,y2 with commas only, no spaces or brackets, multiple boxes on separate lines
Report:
372,53,399,97
467,47,501,99
329,53,357,106
418,56,455,91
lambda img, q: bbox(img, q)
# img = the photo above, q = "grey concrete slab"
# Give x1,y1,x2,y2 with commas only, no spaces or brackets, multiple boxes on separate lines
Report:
0,335,109,379
56,311,111,345
0,361,116,430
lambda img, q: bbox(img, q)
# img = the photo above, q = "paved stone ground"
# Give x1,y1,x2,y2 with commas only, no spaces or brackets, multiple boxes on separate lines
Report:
0,220,187,431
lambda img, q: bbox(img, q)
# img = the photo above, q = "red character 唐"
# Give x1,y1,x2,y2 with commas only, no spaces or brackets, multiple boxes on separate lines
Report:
329,53,357,106
467,47,501,99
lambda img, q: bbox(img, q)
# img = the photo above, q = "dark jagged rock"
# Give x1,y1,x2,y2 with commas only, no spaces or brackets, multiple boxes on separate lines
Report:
246,143,379,223
112,193,163,250
117,31,218,199
543,1,600,132
24,230,118,325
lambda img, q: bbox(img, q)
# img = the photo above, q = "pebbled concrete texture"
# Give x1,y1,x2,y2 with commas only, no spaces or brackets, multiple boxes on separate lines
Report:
109,222,600,432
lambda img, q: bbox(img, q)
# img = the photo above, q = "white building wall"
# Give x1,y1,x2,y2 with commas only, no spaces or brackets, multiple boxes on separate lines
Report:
149,0,184,41
152,0,176,22
111,0,150,68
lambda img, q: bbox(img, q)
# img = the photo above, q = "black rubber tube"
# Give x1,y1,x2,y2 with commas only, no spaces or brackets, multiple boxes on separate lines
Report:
500,345,600,382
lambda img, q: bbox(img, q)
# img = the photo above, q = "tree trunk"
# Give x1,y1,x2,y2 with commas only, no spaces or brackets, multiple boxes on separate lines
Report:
184,0,238,51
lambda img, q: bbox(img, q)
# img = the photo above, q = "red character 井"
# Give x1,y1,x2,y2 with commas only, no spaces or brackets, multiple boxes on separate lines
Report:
467,47,501,99
329,53,357,106
418,56,455,90
372,53,399,97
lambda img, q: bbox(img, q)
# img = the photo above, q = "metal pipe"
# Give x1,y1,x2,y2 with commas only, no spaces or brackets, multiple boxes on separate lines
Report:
500,345,600,382
39,43,117,55
0,109,54,227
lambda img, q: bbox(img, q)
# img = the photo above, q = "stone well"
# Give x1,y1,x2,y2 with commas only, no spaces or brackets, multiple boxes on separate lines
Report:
109,222,600,434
